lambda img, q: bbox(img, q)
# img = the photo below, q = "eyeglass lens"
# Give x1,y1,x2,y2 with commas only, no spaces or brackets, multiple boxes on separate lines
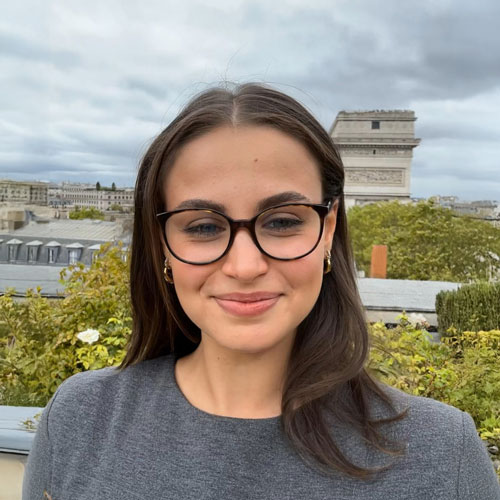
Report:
164,204,322,263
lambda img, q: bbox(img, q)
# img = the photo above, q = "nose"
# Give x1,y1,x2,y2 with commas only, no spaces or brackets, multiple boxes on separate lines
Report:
220,227,269,281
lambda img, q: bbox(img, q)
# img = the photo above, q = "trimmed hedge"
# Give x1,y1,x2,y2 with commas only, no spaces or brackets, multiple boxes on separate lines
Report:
436,281,500,335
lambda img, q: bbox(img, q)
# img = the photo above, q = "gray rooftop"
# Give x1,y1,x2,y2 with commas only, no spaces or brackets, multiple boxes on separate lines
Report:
0,406,42,454
10,219,122,241
358,278,460,312
0,264,67,296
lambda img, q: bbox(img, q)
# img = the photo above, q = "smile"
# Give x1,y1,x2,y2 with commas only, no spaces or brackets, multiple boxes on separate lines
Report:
214,296,281,317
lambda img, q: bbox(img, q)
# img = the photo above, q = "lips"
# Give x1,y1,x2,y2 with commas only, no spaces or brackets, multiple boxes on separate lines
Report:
214,292,281,302
213,292,282,316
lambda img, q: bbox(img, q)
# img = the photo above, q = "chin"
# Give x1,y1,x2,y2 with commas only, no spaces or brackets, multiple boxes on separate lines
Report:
204,326,295,356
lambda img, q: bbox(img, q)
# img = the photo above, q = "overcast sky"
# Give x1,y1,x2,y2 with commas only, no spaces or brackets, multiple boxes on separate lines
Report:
1,0,499,201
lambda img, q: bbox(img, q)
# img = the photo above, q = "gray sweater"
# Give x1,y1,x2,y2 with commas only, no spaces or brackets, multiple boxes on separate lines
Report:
23,354,500,499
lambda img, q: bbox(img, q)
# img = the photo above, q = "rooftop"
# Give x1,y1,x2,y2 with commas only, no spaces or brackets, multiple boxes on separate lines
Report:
335,110,416,120
0,406,42,454
0,264,67,296
358,278,459,312
8,219,122,241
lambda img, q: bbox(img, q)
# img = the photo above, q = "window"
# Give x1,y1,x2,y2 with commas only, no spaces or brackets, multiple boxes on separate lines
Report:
371,120,380,129
48,247,58,264
8,245,18,261
90,251,98,263
68,249,80,264
28,246,38,263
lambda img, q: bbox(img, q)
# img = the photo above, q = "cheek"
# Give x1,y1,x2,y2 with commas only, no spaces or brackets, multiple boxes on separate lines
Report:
170,265,214,333
278,253,325,329
170,264,211,306
281,251,324,292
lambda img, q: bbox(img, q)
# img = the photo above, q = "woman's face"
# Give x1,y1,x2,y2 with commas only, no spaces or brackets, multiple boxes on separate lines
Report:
162,125,338,356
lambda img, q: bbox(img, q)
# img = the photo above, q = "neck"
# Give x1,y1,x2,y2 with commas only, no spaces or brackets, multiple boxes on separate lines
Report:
175,335,293,419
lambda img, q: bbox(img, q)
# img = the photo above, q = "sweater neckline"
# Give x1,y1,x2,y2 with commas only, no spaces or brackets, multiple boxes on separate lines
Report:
169,354,282,425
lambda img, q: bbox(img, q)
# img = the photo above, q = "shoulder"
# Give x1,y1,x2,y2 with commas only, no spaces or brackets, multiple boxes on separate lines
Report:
362,384,465,462
369,384,499,498
371,383,467,447
47,355,175,426
375,383,464,428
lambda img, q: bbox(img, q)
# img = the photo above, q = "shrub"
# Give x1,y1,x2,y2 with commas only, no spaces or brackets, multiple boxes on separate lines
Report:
441,330,500,439
436,281,500,334
0,243,130,406
68,206,105,220
368,317,456,402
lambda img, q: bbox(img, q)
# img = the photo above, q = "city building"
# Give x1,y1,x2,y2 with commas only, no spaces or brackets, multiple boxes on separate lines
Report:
0,218,130,267
330,110,421,209
430,196,500,228
47,182,65,207
59,182,134,211
0,179,48,205
0,208,25,231
1,179,135,212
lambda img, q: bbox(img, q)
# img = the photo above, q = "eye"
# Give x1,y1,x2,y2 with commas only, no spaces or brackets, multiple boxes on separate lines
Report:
263,217,304,231
183,221,227,238
257,205,313,235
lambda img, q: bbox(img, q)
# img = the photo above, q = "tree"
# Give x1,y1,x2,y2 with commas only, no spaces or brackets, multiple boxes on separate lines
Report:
69,206,105,220
96,181,101,191
347,200,500,282
111,182,116,191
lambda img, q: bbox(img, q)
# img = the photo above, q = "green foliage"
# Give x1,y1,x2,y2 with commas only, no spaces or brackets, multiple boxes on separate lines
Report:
369,318,456,401
436,281,500,334
68,206,105,220
109,203,124,212
348,200,500,282
442,330,500,433
0,243,131,406
1,247,498,475
369,317,500,476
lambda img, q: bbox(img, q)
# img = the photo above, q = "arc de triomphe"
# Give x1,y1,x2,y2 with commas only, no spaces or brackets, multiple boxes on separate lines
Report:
329,110,420,209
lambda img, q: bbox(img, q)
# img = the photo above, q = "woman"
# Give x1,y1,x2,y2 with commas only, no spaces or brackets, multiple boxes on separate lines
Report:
23,83,499,499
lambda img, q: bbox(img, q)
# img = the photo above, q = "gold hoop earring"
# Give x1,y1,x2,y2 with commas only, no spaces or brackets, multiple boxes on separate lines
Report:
323,250,332,274
163,258,174,284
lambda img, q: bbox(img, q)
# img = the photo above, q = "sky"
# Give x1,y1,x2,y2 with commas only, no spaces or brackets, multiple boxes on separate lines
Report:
1,0,499,202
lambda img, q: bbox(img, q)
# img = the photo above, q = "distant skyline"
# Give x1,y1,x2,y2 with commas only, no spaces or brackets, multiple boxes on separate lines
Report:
1,0,499,202
2,176,498,205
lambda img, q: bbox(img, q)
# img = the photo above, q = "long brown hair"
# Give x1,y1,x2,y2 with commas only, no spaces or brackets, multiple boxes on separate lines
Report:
121,83,408,479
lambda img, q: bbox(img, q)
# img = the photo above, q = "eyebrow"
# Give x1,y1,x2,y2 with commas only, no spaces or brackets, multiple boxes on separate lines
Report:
173,191,312,213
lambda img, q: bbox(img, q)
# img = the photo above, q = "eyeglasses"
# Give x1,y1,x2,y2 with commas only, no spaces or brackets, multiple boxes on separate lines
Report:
156,201,333,265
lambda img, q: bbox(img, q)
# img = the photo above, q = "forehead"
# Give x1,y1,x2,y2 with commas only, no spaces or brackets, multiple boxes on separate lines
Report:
163,125,323,214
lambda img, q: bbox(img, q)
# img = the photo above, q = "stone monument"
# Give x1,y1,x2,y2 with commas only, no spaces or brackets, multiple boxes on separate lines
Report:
329,110,420,209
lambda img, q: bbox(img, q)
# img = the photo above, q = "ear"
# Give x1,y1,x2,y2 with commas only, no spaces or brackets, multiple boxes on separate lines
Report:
160,238,170,261
323,200,339,252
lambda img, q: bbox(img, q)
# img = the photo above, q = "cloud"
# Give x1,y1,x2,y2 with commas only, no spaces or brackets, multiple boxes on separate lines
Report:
0,32,80,67
0,0,499,201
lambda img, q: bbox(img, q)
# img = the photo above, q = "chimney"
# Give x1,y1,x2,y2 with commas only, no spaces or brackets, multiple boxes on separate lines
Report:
370,245,387,279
